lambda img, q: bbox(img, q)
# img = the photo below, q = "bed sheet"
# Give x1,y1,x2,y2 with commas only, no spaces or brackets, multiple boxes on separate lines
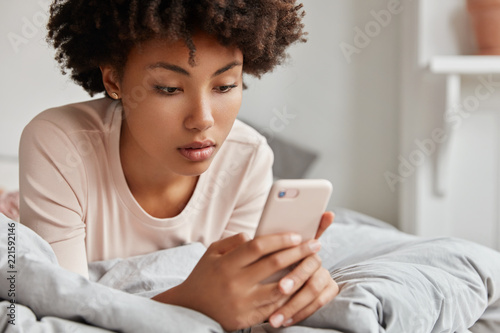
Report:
1,209,500,332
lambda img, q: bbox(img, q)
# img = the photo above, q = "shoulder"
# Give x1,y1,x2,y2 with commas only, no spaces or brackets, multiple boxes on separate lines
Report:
213,119,274,175
225,119,269,149
23,98,117,135
223,119,273,160
20,98,119,154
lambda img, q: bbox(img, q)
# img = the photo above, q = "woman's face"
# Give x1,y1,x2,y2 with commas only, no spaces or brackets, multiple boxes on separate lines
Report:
115,32,243,178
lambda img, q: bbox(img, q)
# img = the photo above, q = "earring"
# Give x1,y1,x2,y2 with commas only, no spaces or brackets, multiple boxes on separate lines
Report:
110,92,119,99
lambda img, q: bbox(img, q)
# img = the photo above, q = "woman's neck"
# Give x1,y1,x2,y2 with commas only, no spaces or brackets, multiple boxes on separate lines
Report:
119,119,198,218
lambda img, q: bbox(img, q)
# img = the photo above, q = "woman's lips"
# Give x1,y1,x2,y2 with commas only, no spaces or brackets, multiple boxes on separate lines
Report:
178,141,216,162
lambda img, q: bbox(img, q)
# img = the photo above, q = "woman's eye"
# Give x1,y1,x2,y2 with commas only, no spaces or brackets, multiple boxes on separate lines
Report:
155,86,181,95
216,84,238,93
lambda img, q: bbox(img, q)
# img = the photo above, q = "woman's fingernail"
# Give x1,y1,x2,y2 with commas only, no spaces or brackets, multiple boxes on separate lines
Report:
290,234,302,244
309,240,321,252
280,278,294,294
284,318,294,327
270,314,284,327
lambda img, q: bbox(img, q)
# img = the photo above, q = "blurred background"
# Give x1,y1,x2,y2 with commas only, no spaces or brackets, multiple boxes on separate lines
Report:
1,0,499,250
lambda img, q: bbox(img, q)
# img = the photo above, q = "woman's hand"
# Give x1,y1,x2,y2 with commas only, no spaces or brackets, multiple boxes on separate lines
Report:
268,211,338,328
268,257,338,327
152,232,322,331
315,211,335,239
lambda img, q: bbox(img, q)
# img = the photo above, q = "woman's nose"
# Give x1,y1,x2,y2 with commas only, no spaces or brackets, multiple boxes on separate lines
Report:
184,96,215,131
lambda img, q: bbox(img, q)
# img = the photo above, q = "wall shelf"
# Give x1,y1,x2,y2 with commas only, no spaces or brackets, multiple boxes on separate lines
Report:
430,56,500,74
400,0,500,250
429,55,500,196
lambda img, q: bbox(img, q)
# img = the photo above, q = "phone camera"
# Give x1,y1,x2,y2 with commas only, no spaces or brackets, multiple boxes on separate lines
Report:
277,188,299,199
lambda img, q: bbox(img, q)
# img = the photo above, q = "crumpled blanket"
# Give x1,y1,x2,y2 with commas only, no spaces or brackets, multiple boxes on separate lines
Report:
1,209,500,333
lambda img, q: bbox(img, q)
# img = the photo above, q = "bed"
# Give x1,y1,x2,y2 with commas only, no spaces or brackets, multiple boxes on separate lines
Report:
1,198,500,332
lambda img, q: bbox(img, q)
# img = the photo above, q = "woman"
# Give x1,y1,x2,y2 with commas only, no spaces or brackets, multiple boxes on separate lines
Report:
19,0,338,330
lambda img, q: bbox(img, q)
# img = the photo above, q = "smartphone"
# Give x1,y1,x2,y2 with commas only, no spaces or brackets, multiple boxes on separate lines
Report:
255,179,333,239
254,179,333,283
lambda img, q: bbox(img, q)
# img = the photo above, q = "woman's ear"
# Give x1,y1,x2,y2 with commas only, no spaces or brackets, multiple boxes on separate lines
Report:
100,65,122,99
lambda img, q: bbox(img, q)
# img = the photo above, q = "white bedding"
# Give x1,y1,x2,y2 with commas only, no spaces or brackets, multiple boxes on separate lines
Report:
1,209,500,332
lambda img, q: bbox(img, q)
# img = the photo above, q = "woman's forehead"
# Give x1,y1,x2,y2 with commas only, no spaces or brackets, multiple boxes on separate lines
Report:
127,33,243,67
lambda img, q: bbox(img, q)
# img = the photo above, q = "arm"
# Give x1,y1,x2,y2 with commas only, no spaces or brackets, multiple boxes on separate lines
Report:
221,141,274,239
19,117,89,278
153,231,322,331
268,211,338,327
220,136,338,327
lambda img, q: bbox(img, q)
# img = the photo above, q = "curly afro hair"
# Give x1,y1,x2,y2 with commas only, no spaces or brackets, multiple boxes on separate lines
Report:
46,0,307,96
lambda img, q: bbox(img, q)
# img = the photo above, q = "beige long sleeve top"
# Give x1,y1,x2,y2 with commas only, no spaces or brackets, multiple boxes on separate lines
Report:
19,98,273,278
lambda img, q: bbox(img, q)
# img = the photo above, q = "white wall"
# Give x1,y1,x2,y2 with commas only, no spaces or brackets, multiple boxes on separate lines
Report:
0,1,402,226
0,1,95,154
240,0,401,225
0,1,94,190
399,0,500,250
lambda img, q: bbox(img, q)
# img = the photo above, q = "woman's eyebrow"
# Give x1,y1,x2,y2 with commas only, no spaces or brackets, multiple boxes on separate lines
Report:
147,62,190,76
146,61,242,77
212,61,243,77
